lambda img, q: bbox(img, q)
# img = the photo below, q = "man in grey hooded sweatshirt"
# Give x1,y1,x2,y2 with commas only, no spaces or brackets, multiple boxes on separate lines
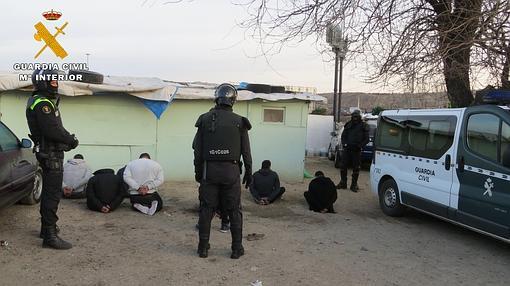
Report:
62,154,93,199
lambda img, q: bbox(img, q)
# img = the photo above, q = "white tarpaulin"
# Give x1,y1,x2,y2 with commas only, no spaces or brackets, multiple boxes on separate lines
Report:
0,72,326,103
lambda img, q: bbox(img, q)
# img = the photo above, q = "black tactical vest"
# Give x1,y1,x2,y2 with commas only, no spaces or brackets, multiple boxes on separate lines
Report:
199,109,243,161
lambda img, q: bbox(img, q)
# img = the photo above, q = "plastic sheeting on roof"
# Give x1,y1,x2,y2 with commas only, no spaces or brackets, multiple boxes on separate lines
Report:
0,72,326,118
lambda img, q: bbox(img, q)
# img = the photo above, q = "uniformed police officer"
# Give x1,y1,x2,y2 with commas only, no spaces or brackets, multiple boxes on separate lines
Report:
337,110,369,192
193,83,252,259
26,69,79,250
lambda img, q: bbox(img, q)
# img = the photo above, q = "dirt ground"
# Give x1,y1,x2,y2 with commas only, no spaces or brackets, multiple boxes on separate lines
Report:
1,157,510,286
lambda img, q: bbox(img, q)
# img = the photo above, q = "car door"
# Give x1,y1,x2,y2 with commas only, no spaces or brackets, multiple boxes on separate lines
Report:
0,122,32,208
456,106,510,238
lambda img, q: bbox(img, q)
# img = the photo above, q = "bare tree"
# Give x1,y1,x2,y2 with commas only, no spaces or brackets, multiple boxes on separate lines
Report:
236,0,510,107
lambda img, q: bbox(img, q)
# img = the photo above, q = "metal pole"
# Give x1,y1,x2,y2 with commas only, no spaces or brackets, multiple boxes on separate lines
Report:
333,47,339,127
338,55,344,121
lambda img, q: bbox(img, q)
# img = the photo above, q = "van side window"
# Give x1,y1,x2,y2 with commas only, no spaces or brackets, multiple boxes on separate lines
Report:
377,116,407,152
407,117,455,159
500,122,510,166
467,113,499,162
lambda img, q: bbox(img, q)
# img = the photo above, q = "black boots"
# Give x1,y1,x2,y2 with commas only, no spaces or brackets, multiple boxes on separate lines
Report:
337,169,348,189
336,181,347,189
197,241,210,258
42,226,72,250
351,173,359,193
231,246,245,259
39,225,59,238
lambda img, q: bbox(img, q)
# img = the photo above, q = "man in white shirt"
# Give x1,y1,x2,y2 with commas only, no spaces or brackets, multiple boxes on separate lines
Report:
62,154,93,199
123,153,164,215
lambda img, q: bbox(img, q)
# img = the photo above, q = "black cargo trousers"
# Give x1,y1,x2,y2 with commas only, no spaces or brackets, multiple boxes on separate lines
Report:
36,152,64,228
198,161,242,250
340,146,362,184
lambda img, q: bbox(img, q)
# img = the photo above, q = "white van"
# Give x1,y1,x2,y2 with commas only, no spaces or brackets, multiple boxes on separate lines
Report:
370,105,510,242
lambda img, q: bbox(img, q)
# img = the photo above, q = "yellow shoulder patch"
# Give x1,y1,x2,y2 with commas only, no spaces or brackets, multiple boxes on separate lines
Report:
42,105,52,114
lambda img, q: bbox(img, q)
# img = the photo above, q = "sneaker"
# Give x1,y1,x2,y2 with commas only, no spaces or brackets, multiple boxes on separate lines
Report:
219,223,230,233
147,201,158,216
350,184,359,193
133,203,150,214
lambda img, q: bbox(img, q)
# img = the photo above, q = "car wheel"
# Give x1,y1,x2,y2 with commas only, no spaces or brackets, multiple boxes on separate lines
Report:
378,179,405,217
334,150,341,168
68,70,104,84
20,169,43,205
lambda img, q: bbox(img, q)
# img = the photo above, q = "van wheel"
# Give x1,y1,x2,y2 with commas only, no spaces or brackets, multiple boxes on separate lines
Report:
20,169,43,205
378,179,405,217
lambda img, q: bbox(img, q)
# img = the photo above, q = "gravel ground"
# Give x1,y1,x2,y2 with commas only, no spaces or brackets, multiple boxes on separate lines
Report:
1,157,509,286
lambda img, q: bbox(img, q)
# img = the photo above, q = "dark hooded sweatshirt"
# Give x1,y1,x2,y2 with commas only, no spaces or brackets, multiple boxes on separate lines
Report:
250,168,281,201
86,168,125,212
306,176,338,211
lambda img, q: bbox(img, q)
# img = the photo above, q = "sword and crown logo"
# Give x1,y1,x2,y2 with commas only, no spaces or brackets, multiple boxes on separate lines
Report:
34,9,68,59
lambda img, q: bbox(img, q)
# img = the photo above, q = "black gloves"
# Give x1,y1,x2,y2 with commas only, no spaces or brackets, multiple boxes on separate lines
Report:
195,172,203,183
242,172,252,189
69,135,79,150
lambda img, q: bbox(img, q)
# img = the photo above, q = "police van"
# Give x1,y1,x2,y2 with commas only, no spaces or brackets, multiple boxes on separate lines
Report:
370,104,510,242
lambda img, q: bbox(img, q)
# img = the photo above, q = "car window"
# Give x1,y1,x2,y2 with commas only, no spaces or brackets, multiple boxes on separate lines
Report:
0,123,20,151
467,113,499,162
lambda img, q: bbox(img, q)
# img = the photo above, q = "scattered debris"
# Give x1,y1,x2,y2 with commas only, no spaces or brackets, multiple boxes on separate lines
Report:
0,240,8,247
360,246,369,252
251,280,263,286
247,233,265,241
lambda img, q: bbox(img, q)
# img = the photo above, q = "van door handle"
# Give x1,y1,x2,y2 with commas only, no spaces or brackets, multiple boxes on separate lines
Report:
445,155,451,171
458,156,465,172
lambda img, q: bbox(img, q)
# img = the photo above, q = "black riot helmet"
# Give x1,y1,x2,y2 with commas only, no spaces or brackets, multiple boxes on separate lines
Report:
32,69,59,97
351,109,361,121
214,83,237,107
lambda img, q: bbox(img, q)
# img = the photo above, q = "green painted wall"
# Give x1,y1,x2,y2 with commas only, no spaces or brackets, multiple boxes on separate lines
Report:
0,91,308,181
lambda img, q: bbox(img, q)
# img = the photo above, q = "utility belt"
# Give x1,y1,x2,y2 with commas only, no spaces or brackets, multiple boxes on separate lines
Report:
30,135,71,155
36,153,63,172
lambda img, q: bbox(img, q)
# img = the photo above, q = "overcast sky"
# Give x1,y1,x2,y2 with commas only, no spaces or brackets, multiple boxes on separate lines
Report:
0,0,388,93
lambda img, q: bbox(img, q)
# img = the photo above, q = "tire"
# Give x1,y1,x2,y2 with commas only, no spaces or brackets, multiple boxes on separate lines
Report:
246,83,272,94
378,179,405,217
270,86,286,93
334,150,342,168
20,169,43,205
68,70,104,84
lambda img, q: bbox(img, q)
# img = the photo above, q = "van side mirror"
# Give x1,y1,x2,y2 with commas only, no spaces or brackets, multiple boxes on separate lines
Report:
21,138,32,148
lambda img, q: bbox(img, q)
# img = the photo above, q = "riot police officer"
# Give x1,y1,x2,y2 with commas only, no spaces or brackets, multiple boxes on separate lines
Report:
193,83,252,259
26,69,79,249
337,110,369,192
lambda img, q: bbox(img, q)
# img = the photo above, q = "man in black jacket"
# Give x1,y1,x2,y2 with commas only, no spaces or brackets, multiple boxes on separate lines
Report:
250,160,285,205
337,110,369,192
193,83,252,259
304,171,337,213
26,69,79,250
86,169,125,213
